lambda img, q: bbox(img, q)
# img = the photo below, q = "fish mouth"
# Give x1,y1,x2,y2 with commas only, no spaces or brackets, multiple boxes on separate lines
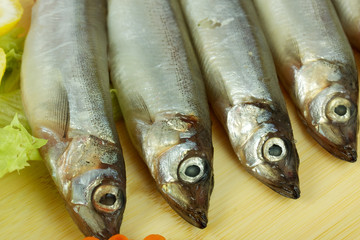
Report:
66,204,123,240
313,130,357,162
190,210,208,229
339,146,357,163
159,182,211,228
91,229,120,240
66,200,125,240
250,163,300,199
306,121,357,162
177,208,208,229
325,142,357,162
266,182,300,199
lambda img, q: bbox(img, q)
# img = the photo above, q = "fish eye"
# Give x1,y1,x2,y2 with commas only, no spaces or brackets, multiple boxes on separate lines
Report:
263,137,287,162
179,157,207,183
326,97,353,123
185,165,201,177
268,144,282,156
92,184,123,213
334,105,347,116
99,193,117,206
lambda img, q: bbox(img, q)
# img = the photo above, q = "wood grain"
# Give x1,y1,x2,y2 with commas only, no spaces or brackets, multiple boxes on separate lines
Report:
1,1,360,239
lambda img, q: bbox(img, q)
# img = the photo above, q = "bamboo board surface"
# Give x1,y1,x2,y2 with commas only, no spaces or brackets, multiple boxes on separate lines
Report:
1,1,360,239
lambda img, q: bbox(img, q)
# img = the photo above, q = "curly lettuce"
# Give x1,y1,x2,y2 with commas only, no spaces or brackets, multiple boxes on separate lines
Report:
0,114,47,178
0,28,46,178
0,27,24,93
0,90,28,129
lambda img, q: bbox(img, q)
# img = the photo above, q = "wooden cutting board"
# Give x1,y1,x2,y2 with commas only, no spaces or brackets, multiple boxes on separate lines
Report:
1,1,360,239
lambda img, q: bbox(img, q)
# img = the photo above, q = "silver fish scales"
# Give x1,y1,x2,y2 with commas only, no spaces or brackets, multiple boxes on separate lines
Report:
332,0,360,50
180,0,300,198
21,0,126,239
253,0,358,162
108,0,213,228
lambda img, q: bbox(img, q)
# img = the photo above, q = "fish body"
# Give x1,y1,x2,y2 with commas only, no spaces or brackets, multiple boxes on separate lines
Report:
108,0,213,228
332,0,360,50
253,0,358,161
179,0,300,198
21,0,126,238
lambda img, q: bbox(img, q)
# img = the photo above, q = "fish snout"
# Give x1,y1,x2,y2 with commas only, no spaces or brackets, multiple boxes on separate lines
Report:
160,179,212,228
67,173,126,240
342,145,357,162
189,209,208,229
314,124,358,162
67,202,124,240
91,227,120,240
251,162,300,199
280,183,301,199
251,136,300,198
310,100,358,162
308,89,358,161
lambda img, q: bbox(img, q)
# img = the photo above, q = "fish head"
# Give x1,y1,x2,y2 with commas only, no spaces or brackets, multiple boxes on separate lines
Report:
242,130,300,199
297,61,358,162
160,154,213,228
310,93,357,161
145,114,213,228
56,135,126,239
227,104,300,198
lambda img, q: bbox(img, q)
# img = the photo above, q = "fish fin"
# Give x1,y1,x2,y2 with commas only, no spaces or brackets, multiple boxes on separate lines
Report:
51,72,70,139
130,93,153,124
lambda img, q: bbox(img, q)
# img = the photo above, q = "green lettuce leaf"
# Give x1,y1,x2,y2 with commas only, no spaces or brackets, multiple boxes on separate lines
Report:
0,27,25,94
0,90,28,129
0,27,27,129
0,114,47,178
0,28,46,178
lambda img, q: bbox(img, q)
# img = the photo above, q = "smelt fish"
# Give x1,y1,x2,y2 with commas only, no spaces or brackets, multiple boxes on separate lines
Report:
180,0,300,198
253,0,358,162
108,0,213,228
332,0,360,50
21,0,126,239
